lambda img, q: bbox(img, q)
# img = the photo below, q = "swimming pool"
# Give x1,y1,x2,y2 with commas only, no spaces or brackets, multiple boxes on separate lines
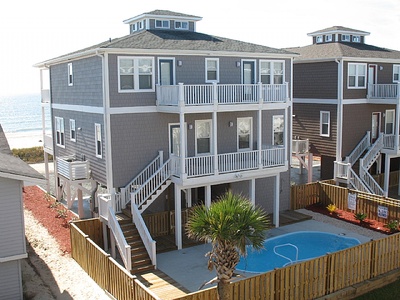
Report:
236,231,361,273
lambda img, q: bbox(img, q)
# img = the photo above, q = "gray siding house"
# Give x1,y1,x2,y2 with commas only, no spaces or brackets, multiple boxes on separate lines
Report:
288,26,400,196
35,10,295,271
0,125,44,299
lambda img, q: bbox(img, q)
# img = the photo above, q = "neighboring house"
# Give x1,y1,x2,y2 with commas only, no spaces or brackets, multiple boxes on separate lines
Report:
34,9,295,263
288,26,400,196
0,125,44,299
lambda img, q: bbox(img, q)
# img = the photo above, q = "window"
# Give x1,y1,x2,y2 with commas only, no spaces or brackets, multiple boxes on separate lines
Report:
342,34,350,42
325,34,332,42
138,21,144,30
68,63,73,86
273,115,284,145
385,110,395,134
175,21,188,30
237,117,252,150
95,123,102,158
196,120,212,155
205,58,219,82
70,119,76,142
55,117,65,147
348,63,366,88
118,57,154,92
352,35,361,43
316,35,323,43
393,65,400,82
320,111,330,137
155,19,169,28
260,61,284,84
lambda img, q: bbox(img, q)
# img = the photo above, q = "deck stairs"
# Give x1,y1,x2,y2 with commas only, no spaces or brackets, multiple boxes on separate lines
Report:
116,211,155,274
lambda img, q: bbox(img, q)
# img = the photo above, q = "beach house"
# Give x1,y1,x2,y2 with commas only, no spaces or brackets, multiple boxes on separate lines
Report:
0,125,44,299
35,10,296,272
288,26,400,196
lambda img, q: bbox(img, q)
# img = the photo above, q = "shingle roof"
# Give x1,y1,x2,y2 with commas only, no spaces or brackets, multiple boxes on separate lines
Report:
286,42,400,61
308,26,370,36
0,124,44,182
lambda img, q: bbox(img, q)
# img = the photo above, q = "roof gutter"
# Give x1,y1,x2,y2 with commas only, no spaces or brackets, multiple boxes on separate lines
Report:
34,48,105,68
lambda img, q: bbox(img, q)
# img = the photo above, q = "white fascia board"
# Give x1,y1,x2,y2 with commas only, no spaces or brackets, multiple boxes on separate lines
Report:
293,58,337,64
342,57,400,63
0,172,45,185
0,253,28,263
51,103,104,114
293,98,338,104
34,48,101,68
307,30,370,37
123,14,202,24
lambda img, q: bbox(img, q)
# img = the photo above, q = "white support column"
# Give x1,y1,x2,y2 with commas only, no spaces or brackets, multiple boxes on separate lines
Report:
273,174,280,228
186,188,192,207
249,179,256,205
213,110,218,175
395,101,400,152
179,112,186,178
174,184,182,250
384,154,391,197
205,185,211,208
258,107,262,168
102,223,109,251
110,232,116,259
77,183,84,219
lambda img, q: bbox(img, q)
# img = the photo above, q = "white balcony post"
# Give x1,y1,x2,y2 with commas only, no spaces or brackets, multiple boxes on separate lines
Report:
213,111,218,175
205,185,211,208
178,83,185,107
258,82,263,104
273,174,280,228
396,102,400,152
158,150,164,165
179,113,186,178
212,82,218,104
258,108,262,168
285,82,289,101
249,179,255,205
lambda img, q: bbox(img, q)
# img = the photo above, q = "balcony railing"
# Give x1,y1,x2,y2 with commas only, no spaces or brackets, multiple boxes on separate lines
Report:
382,134,400,151
157,82,288,107
171,147,285,178
57,156,90,180
368,83,399,99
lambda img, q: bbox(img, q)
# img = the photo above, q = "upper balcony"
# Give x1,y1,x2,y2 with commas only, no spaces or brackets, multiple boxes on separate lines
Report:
367,83,400,103
57,156,90,181
156,82,289,113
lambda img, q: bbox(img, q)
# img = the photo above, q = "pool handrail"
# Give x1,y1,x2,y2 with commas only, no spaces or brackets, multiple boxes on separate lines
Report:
273,243,299,267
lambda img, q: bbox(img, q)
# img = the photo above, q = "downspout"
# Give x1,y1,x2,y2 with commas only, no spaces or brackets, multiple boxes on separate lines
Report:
290,57,294,166
335,59,344,165
96,50,113,191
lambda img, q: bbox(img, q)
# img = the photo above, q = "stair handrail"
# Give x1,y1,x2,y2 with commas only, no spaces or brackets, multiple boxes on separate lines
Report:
345,131,370,166
131,204,157,267
348,168,372,194
360,166,385,196
121,151,164,208
360,134,384,171
108,205,132,271
131,158,172,210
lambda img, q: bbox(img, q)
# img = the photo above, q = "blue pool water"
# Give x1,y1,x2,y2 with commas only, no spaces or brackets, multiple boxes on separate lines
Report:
236,231,361,273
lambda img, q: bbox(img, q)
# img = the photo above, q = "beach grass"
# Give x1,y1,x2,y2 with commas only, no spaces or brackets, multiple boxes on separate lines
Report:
12,146,53,164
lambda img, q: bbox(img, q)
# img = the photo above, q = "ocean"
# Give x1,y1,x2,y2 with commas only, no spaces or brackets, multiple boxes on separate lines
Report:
0,93,51,148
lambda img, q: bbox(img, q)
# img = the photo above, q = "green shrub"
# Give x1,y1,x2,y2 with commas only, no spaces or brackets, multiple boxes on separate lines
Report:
12,147,53,164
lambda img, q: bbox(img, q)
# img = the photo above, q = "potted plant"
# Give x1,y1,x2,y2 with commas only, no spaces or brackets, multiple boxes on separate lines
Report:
385,220,399,233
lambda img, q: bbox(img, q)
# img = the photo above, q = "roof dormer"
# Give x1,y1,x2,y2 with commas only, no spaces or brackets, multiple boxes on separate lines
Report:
308,26,370,45
123,10,202,34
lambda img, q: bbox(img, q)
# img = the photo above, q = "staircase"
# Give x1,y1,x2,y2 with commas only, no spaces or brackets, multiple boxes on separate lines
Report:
116,210,155,274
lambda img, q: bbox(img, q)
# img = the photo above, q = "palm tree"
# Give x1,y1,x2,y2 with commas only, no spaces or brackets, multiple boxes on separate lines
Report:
186,191,270,300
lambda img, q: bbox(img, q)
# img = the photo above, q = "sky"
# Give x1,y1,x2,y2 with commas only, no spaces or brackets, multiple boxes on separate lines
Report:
1,0,399,97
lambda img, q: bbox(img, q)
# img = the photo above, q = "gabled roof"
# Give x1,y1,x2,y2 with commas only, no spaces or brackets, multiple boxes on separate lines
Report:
123,10,202,24
35,29,297,67
0,125,44,183
307,26,370,37
286,42,400,61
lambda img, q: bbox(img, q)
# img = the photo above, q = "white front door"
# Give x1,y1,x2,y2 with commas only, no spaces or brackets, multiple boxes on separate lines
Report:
170,124,181,156
368,65,377,85
371,112,381,143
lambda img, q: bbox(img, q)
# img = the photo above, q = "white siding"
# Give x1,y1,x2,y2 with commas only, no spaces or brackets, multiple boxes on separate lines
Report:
0,178,25,257
0,260,22,300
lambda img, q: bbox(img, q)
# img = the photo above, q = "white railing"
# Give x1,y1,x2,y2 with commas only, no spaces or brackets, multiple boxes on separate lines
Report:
157,82,288,106
121,152,163,208
360,134,383,171
345,132,370,166
219,150,259,173
41,89,50,103
382,134,400,151
108,206,132,271
131,204,156,267
334,161,350,179
43,134,53,152
57,157,90,180
360,167,385,196
98,193,112,221
185,155,214,177
368,83,399,99
292,139,309,154
261,147,285,167
131,159,171,209
348,168,371,194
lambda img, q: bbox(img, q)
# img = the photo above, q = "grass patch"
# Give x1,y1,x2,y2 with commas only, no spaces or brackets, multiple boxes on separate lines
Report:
354,279,400,299
12,147,53,164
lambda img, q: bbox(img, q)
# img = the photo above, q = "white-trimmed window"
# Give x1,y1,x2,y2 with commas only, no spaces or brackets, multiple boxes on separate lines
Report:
352,35,361,43
95,123,102,158
237,117,252,150
70,119,76,142
320,111,330,137
273,115,284,145
138,21,144,30
385,109,395,134
260,61,284,84
205,58,219,82
348,63,367,88
175,21,188,30
55,117,65,147
68,63,73,86
155,19,169,29
130,23,137,33
342,34,350,42
316,35,323,43
118,57,154,92
325,34,332,42
196,120,212,155
393,65,400,82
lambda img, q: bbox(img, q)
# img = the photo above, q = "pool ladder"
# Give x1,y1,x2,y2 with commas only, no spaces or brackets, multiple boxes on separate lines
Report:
273,243,299,267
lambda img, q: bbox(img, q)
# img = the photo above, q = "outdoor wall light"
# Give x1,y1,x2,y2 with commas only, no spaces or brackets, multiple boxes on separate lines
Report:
228,121,234,127
177,60,183,67
236,61,241,67
379,66,384,71
188,124,193,130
